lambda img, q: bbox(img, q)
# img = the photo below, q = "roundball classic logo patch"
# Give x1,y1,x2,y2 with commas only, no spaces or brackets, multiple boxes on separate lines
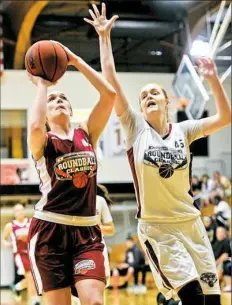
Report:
200,272,217,287
144,145,187,179
74,260,96,275
54,151,97,188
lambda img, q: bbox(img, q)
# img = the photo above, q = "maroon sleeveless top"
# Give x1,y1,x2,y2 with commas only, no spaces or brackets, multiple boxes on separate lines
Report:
34,128,97,216
11,219,30,254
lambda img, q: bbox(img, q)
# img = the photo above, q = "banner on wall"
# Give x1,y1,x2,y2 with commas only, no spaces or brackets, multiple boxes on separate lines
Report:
0,161,30,185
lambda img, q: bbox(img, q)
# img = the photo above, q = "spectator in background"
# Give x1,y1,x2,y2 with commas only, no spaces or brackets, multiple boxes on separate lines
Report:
111,235,145,292
191,175,202,208
202,216,217,244
212,227,231,293
213,171,231,197
213,194,231,220
212,171,226,198
200,174,214,206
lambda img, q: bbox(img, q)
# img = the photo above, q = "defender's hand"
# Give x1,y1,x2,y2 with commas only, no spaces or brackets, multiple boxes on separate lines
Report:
196,57,218,81
84,3,119,37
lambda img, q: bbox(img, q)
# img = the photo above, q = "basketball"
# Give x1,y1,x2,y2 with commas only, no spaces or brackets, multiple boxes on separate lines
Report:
159,163,174,179
25,40,68,82
72,172,88,188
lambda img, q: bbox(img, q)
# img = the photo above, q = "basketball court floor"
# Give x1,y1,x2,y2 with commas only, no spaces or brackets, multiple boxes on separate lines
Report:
0,288,231,305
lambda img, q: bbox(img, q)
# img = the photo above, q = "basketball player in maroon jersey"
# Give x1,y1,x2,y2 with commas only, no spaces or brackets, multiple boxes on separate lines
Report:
26,42,116,305
85,3,231,305
3,204,40,305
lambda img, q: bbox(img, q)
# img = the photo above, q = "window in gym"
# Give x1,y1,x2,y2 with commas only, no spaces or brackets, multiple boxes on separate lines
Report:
1,110,27,159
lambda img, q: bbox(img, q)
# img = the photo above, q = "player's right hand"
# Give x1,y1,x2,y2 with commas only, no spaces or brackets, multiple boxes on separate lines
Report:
50,40,78,66
84,3,119,37
27,72,56,87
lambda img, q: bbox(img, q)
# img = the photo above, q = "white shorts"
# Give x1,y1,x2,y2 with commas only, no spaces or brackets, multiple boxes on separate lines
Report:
138,217,220,297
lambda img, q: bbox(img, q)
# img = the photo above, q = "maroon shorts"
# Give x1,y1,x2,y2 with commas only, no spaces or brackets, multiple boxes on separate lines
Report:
28,218,106,295
14,252,31,274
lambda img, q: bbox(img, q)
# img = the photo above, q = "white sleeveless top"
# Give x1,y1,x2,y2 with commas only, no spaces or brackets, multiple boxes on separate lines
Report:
118,107,205,223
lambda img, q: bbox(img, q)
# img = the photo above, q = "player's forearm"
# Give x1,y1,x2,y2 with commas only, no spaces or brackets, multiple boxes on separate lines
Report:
99,34,129,115
216,253,228,264
99,34,118,86
208,75,231,125
29,81,48,130
72,56,116,100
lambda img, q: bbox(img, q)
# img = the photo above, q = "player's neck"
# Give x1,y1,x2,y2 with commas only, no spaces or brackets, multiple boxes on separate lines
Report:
146,115,169,137
15,218,26,224
49,122,72,137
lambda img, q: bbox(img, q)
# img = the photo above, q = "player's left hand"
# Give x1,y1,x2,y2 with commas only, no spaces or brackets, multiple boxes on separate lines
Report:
195,57,218,81
84,3,119,37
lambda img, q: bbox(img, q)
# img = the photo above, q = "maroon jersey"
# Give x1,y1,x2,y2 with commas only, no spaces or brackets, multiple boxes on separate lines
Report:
11,218,30,255
34,128,97,216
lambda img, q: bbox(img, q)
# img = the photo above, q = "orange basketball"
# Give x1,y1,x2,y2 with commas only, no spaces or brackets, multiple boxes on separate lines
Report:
72,172,88,188
25,40,68,82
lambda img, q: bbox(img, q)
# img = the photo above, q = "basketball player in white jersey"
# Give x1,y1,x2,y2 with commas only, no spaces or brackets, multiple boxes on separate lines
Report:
85,4,231,305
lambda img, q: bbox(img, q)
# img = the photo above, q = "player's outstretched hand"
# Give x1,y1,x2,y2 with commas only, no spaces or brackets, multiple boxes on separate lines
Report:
84,3,119,37
27,72,56,87
50,40,78,66
195,57,218,81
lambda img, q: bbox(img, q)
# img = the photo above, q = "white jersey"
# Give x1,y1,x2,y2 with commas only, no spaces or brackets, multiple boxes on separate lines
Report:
96,195,113,225
214,200,231,219
119,107,205,223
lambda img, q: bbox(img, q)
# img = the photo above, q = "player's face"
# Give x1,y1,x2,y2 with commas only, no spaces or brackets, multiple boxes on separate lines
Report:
139,84,167,116
216,227,227,241
47,91,72,121
125,240,133,249
14,205,25,221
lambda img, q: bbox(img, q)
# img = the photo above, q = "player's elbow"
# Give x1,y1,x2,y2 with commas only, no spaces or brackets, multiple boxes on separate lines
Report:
104,85,117,102
215,111,231,129
220,113,231,127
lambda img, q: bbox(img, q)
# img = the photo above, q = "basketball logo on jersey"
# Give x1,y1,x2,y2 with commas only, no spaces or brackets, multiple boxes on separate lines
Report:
54,151,97,188
144,145,187,178
200,272,217,287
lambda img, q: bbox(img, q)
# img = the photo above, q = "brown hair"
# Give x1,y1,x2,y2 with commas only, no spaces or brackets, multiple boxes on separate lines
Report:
97,184,114,207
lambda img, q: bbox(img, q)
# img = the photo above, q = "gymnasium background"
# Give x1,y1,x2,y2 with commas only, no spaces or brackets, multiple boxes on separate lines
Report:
0,0,231,303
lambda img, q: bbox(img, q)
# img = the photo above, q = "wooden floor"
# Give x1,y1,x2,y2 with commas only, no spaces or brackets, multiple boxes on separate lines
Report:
1,288,231,305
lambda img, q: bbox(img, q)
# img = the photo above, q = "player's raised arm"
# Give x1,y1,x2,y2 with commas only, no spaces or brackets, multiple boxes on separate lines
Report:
196,58,231,136
27,74,55,160
52,41,116,148
84,3,130,117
